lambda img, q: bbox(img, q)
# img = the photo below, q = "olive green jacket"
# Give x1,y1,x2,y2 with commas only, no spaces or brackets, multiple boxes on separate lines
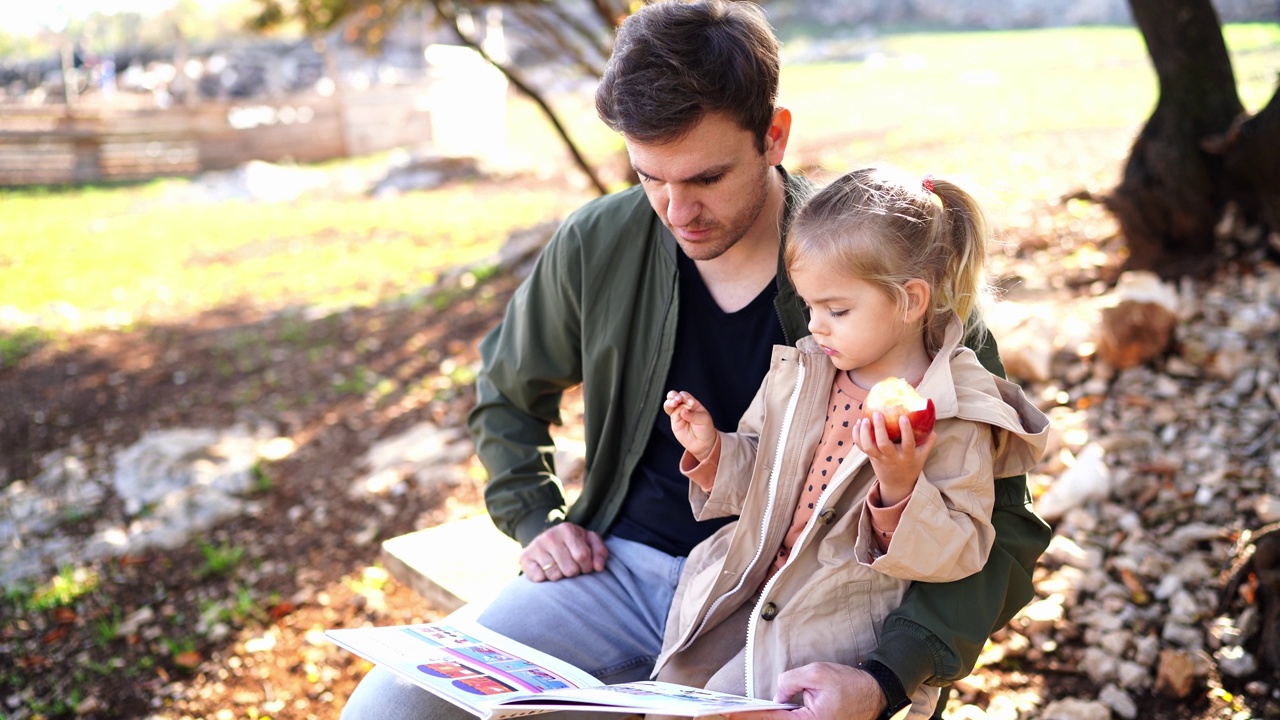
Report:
467,168,1052,693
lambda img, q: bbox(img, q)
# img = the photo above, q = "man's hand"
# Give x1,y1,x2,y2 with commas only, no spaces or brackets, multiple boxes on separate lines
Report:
519,522,608,582
732,663,889,720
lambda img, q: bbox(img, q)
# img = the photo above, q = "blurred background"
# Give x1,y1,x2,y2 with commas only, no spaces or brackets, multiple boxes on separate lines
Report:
2,1,1279,718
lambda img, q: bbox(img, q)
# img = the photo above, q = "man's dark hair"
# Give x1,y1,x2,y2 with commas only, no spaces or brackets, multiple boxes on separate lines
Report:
595,0,780,152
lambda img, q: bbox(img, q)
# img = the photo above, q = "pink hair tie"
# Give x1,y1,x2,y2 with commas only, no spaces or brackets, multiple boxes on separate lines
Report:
922,175,935,194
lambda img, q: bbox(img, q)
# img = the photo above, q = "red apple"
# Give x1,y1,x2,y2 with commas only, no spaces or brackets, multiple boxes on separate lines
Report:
862,376,936,444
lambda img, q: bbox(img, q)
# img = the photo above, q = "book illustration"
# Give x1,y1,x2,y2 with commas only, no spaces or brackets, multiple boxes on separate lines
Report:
327,620,798,718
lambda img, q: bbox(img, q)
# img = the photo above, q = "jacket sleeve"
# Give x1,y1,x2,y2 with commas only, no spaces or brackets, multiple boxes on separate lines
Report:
688,377,767,520
864,327,1052,693
857,421,997,583
467,223,584,547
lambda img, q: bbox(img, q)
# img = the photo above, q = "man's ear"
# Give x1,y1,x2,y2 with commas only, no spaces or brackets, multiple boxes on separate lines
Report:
903,279,931,323
764,107,791,165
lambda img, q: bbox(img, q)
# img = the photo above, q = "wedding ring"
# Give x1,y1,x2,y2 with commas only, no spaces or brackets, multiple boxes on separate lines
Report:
540,562,554,571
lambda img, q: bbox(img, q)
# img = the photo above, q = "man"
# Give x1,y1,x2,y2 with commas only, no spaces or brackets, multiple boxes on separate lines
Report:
343,2,1050,718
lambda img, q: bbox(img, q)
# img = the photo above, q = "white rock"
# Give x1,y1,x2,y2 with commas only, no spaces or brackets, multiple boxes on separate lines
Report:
1169,555,1214,585
1017,594,1066,635
1060,507,1098,533
352,421,471,498
1167,590,1203,625
1254,494,1280,523
244,630,277,654
1153,575,1182,602
1082,646,1119,684
1166,522,1223,550
1116,660,1151,690
117,606,156,637
1114,270,1180,313
1132,635,1161,667
1040,697,1112,720
984,694,1023,720
1043,535,1102,570
945,705,988,720
1037,566,1086,606
1214,645,1258,678
1076,607,1126,632
1098,630,1132,658
1161,621,1204,649
1036,443,1111,522
983,299,1059,382
1098,684,1137,719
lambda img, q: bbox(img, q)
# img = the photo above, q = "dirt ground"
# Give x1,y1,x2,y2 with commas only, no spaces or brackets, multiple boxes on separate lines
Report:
0,128,1258,719
0,268,523,717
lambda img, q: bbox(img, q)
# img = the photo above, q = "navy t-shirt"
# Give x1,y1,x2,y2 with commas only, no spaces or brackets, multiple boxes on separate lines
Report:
610,249,788,557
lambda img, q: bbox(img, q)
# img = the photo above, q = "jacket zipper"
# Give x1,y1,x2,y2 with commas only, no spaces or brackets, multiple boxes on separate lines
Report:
743,359,865,699
680,359,807,658
739,359,807,698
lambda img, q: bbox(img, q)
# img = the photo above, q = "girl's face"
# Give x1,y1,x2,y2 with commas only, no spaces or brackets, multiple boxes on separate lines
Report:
790,259,931,387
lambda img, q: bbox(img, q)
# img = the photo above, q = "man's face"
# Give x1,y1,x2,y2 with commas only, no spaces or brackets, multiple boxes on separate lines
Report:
625,113,776,261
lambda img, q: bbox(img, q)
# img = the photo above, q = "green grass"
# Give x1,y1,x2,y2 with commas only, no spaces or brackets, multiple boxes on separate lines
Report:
0,179,586,328
781,24,1278,147
775,24,1278,223
0,25,1275,332
22,565,100,611
196,540,245,578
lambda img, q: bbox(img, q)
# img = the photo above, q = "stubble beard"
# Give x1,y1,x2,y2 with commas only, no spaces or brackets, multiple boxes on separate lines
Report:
672,162,773,262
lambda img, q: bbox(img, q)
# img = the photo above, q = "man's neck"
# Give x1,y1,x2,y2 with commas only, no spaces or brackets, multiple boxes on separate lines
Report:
694,168,786,313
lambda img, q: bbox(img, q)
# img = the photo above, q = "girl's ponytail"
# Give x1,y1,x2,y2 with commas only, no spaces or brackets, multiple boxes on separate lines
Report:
926,177,990,348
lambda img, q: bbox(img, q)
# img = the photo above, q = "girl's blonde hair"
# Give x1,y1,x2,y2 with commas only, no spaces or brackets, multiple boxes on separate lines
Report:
785,166,991,355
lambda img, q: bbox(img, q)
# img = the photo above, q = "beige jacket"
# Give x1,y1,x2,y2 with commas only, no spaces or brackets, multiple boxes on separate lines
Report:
653,320,1050,718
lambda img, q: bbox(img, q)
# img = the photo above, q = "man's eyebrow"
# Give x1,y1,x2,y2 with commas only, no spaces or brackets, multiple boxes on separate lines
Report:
631,162,734,184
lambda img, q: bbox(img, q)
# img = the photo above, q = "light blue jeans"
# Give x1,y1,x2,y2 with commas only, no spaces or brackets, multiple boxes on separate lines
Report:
341,536,686,720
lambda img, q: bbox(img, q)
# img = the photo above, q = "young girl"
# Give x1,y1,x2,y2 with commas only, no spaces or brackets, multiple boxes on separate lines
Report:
653,167,1050,718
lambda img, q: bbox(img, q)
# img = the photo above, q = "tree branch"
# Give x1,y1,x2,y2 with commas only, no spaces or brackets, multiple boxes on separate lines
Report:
430,0,608,195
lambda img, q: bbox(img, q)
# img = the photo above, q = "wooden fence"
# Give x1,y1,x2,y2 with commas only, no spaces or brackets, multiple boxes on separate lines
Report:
0,85,435,187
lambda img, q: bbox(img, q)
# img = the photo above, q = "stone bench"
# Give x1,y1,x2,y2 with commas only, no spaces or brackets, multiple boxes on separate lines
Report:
380,513,523,619
381,438,586,618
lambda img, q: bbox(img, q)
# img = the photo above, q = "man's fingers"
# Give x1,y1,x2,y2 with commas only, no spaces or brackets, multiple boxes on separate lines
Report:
524,523,608,578
587,530,609,572
563,527,608,575
520,555,556,582
772,663,821,701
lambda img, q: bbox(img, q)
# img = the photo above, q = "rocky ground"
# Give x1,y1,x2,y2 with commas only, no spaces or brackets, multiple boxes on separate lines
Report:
2,146,1280,719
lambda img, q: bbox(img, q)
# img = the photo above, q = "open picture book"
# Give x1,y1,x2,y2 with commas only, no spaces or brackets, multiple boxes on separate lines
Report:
326,620,798,719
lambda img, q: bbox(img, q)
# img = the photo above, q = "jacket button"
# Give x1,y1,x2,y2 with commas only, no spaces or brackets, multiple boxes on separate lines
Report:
760,602,778,621
819,508,837,525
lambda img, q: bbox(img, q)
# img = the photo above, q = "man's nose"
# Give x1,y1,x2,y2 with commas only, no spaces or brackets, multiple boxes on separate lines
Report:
666,186,700,226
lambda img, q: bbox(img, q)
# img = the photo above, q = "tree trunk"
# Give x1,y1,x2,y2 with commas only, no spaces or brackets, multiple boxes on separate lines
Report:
1217,85,1280,244
1106,0,1245,278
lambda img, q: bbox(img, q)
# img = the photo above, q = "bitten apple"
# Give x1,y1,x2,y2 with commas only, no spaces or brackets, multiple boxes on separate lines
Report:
862,376,936,444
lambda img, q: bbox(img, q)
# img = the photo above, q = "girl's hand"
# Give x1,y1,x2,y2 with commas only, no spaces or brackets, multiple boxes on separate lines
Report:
663,390,718,462
854,412,937,505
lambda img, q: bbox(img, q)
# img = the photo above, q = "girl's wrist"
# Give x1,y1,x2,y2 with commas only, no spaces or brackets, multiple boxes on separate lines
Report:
695,434,721,465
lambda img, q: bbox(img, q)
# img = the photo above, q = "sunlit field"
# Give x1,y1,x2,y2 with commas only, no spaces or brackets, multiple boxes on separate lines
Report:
1,24,1276,331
